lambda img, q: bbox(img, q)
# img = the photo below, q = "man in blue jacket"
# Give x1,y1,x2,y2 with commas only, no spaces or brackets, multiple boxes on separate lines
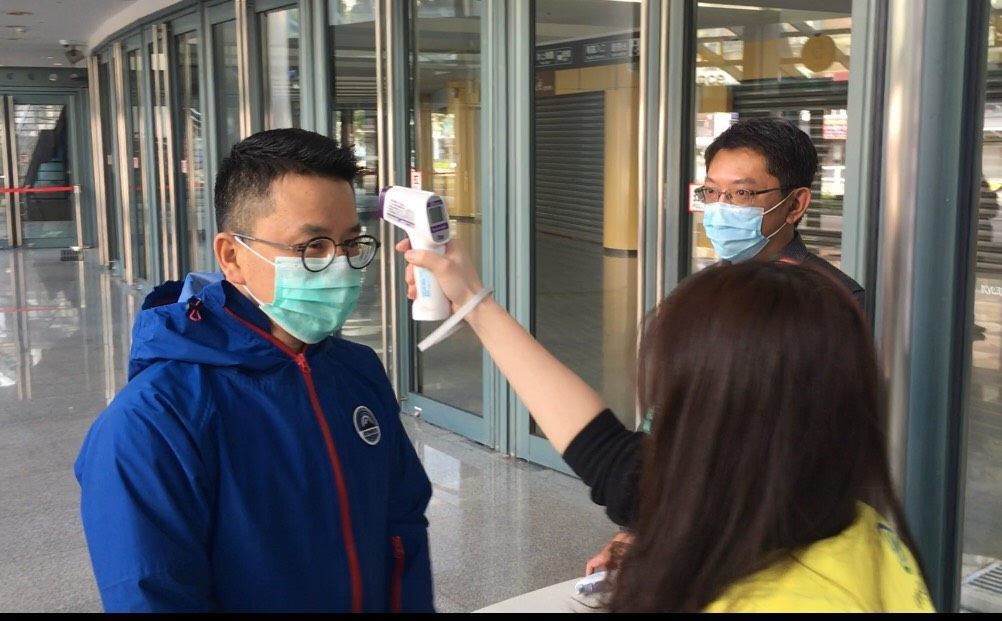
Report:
74,128,434,612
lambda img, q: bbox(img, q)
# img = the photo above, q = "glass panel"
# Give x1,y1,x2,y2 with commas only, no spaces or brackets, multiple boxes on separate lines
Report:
177,30,210,273
410,0,483,415
213,20,240,157
148,38,167,279
329,0,383,358
261,6,301,129
125,49,148,280
99,60,121,267
0,104,9,248
961,6,1002,613
690,3,852,273
13,102,75,248
532,0,641,433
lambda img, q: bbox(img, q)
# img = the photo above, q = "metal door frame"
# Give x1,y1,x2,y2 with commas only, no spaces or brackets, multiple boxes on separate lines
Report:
2,92,81,250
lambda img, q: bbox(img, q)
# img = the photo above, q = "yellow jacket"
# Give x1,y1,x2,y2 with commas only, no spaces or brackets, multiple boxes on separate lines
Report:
705,503,935,612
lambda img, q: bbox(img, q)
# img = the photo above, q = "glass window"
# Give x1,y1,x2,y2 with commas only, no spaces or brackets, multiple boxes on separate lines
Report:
329,0,383,357
0,103,8,249
125,49,148,281
690,3,852,273
532,0,642,431
99,60,121,267
148,37,168,278
12,102,75,248
410,0,483,415
177,30,210,273
261,6,301,129
213,20,241,156
960,5,1002,613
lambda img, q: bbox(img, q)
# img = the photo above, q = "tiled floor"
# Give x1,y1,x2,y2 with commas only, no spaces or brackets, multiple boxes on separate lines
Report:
0,249,619,613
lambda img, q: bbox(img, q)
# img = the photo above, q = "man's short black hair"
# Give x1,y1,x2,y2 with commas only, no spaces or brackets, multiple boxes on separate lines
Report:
214,128,361,233
704,117,818,190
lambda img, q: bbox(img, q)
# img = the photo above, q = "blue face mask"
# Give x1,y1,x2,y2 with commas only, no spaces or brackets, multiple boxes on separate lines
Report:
701,192,793,262
236,237,362,344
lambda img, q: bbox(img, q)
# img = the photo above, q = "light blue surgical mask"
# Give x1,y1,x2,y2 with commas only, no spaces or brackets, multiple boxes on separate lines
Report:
701,192,794,262
236,237,361,344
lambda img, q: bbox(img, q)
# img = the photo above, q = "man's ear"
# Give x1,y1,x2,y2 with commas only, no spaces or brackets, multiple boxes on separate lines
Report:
786,187,811,225
214,233,247,285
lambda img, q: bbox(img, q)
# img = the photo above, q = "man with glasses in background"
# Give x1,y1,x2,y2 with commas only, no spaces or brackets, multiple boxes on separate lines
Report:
695,116,865,306
583,116,865,580
75,129,434,613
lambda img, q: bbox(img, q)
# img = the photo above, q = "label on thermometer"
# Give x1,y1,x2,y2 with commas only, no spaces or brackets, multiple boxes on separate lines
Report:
417,268,433,298
383,197,415,228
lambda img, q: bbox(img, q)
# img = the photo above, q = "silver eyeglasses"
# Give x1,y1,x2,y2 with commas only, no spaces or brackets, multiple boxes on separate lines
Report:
693,186,794,207
232,233,380,271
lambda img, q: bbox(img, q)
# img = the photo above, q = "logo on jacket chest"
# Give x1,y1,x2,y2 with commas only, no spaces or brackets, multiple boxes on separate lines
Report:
353,406,381,446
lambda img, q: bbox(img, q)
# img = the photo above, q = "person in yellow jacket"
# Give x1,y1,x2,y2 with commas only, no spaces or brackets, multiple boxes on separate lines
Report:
707,502,932,612
399,239,934,613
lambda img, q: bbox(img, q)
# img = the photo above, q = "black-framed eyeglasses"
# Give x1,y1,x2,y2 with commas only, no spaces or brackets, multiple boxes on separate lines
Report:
232,233,380,271
693,186,795,207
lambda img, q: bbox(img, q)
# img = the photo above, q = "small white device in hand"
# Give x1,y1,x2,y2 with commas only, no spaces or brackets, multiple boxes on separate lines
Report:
575,570,612,594
379,186,451,321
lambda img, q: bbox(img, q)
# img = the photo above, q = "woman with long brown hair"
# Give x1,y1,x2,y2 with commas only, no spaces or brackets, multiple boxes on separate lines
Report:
398,239,933,612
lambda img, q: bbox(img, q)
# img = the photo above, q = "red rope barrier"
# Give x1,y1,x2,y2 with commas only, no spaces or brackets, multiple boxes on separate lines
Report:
0,186,74,194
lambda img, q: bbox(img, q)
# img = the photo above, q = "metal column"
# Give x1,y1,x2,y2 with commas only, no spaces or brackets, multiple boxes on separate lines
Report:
876,0,989,611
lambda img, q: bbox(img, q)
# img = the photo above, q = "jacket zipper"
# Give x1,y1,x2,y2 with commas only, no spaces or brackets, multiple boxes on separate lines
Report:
391,535,405,613
225,308,364,612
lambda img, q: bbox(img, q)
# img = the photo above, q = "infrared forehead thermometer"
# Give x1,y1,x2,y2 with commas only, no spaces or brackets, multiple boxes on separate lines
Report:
379,186,451,321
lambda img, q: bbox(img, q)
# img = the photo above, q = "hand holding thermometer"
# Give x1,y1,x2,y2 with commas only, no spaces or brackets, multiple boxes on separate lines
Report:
379,186,451,321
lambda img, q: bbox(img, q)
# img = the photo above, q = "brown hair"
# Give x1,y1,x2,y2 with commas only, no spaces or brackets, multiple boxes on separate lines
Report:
608,261,922,612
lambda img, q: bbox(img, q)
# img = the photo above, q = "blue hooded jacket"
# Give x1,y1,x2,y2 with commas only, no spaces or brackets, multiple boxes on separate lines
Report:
74,278,434,612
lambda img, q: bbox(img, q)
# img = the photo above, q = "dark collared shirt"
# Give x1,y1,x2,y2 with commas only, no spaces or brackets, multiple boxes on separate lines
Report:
774,232,866,309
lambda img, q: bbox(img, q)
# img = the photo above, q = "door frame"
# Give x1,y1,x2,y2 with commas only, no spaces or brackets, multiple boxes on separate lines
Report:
1,91,84,250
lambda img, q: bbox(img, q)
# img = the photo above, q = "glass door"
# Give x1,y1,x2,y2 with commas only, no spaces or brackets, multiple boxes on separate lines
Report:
148,23,178,282
257,1,303,130
123,36,154,282
4,94,78,248
518,0,645,469
959,3,1002,611
405,0,488,442
688,2,854,274
174,14,211,275
209,3,241,158
0,97,11,248
328,0,385,357
98,55,123,273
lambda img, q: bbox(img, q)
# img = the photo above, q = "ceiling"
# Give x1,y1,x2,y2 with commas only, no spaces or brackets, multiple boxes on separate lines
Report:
0,0,138,68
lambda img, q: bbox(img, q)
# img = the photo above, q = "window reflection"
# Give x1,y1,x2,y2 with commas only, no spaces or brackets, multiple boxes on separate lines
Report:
262,7,302,129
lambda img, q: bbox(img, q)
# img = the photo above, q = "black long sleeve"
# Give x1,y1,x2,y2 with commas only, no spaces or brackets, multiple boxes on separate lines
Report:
562,409,644,528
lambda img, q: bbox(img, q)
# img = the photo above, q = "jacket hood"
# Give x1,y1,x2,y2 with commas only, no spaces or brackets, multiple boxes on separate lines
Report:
128,276,296,379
